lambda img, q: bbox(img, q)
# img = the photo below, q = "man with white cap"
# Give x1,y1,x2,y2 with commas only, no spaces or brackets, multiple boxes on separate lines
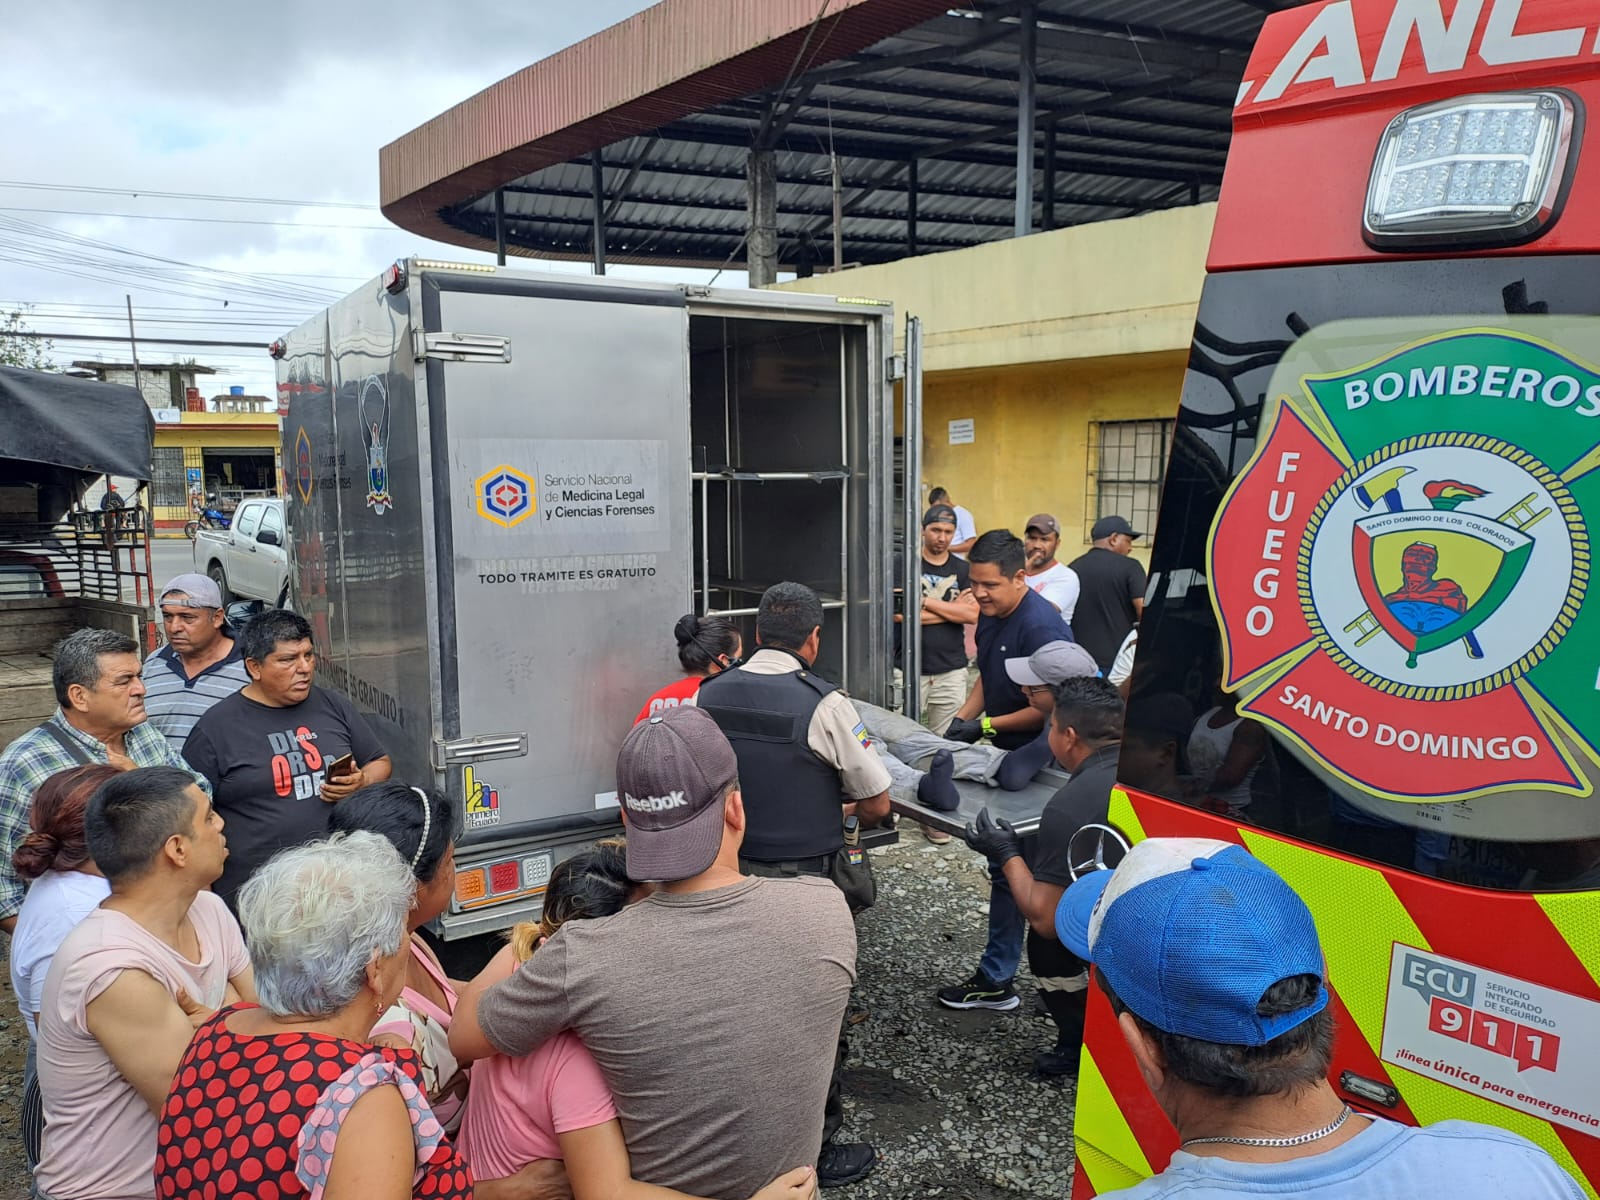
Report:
450,706,859,1194
1055,839,1584,1197
140,573,250,751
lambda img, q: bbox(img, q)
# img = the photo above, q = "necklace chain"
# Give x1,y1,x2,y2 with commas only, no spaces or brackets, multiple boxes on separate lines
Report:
1181,1104,1352,1149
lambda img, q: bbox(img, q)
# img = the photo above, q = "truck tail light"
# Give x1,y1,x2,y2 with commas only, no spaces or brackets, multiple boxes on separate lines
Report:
1363,91,1579,251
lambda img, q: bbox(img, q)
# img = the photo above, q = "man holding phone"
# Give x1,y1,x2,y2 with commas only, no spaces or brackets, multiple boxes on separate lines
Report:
183,609,391,907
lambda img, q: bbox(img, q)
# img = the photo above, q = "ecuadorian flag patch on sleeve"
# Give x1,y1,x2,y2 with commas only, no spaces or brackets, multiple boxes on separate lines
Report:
852,721,871,749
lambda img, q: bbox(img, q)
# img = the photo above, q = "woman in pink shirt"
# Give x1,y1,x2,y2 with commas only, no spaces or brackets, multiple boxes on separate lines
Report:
632,614,742,725
457,842,813,1200
330,783,468,1132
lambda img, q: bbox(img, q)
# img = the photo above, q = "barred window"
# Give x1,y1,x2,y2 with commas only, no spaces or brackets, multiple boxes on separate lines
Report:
1092,419,1172,541
151,447,187,508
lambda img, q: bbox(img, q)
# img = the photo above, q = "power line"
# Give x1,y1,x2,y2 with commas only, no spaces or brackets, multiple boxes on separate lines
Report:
11,330,269,348
0,181,376,210
0,205,394,232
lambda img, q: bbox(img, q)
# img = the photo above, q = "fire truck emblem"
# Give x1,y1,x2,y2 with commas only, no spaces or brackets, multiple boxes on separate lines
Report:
1208,329,1597,804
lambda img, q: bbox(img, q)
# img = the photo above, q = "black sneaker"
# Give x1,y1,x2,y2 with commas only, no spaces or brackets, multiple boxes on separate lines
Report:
817,1141,877,1188
1034,1043,1082,1077
936,972,1020,1011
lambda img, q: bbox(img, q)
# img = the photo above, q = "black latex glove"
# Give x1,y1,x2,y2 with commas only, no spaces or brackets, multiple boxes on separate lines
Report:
964,806,1023,865
944,717,983,744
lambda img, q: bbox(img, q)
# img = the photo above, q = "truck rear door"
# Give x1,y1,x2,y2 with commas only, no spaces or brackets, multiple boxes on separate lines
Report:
419,271,691,849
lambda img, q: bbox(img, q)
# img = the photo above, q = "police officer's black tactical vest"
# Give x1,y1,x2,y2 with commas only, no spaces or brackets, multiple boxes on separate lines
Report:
698,650,848,862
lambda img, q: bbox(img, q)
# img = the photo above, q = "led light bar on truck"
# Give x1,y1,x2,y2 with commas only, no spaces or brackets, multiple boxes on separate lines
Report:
1364,91,1579,250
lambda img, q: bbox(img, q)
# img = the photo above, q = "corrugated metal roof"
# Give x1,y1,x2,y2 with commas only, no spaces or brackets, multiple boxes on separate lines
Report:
382,0,1314,269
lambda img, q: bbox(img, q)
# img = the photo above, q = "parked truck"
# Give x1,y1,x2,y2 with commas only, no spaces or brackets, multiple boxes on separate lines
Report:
192,496,289,606
276,259,932,937
0,367,156,751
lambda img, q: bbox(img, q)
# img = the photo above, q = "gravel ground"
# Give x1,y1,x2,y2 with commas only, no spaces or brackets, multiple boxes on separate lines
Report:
842,833,1078,1199
0,833,1080,1200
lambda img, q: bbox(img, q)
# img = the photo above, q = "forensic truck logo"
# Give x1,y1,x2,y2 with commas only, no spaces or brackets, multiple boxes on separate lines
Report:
1208,329,1598,804
294,427,314,505
475,465,535,528
359,375,392,515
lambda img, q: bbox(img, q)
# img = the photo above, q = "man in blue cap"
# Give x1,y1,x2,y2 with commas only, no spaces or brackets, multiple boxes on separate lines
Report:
1054,838,1583,1197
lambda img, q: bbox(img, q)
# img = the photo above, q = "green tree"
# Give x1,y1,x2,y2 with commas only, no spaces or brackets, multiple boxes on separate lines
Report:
0,306,55,371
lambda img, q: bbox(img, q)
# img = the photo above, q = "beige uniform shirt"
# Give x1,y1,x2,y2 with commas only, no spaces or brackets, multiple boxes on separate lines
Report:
738,649,892,800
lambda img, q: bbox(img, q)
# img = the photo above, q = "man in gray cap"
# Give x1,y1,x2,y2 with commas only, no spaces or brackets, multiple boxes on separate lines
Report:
935,643,1101,1023
450,706,859,1193
960,675,1126,1074
1067,515,1148,672
140,573,250,751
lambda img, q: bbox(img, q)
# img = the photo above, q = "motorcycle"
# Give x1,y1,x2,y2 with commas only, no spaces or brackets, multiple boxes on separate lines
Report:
183,497,232,541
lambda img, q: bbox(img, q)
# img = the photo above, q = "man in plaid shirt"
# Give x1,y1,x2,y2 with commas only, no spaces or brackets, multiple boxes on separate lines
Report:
0,628,205,930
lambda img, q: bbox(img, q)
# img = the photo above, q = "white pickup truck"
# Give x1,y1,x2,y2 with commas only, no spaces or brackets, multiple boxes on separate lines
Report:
193,496,290,606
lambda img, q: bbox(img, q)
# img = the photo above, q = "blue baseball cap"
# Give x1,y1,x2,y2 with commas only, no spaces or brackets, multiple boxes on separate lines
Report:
1055,838,1328,1046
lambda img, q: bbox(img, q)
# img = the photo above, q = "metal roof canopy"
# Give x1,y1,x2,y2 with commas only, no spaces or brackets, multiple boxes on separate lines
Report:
381,0,1308,275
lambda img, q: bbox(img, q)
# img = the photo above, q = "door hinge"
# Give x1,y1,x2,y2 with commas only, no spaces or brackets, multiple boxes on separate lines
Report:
413,330,512,363
430,732,529,770
886,354,906,382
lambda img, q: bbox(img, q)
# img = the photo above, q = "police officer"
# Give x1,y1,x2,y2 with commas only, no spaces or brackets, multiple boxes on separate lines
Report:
697,580,890,1189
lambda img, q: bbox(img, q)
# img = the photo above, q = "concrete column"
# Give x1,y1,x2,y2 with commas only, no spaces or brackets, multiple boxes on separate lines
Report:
493,189,507,265
590,158,607,275
746,148,778,288
907,159,919,256
1042,122,1057,231
1014,1,1037,238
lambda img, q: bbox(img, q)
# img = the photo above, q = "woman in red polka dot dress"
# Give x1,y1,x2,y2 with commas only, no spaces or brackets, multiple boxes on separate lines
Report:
155,832,471,1200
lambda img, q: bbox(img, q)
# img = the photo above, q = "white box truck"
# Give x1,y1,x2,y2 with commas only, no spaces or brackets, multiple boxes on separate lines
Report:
276,259,921,937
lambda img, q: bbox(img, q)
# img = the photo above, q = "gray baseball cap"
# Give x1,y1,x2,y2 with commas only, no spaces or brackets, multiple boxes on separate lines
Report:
616,706,739,883
1005,640,1100,687
159,573,223,609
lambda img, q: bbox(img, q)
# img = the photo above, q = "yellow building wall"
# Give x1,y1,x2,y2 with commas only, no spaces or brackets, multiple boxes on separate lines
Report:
919,352,1186,563
779,203,1215,372
153,415,282,529
775,204,1216,565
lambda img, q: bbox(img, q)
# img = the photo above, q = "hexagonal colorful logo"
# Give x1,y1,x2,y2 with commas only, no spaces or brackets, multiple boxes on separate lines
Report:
475,465,535,527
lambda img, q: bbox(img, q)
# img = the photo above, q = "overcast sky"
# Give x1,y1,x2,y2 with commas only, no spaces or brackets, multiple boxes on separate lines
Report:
0,0,677,398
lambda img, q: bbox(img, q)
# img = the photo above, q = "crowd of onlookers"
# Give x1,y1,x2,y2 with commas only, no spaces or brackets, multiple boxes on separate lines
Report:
0,506,1589,1199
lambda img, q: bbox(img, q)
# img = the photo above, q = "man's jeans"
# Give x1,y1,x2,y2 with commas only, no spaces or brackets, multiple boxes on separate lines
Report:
978,853,1025,985
851,699,1007,809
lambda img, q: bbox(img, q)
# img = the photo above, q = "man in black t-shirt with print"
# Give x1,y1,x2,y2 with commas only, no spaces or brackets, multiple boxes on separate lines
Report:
1067,515,1148,672
963,676,1123,1076
906,505,977,734
184,609,391,907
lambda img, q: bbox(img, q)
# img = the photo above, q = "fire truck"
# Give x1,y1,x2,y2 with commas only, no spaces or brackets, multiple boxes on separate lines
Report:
1072,1,1600,1194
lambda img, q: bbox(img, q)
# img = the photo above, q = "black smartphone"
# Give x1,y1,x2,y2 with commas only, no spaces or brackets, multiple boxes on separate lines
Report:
326,752,356,778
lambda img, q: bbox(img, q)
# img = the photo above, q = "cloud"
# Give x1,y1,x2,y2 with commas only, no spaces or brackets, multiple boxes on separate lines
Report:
0,1,662,397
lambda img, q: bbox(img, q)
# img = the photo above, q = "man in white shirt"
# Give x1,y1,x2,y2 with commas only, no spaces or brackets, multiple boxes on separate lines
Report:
1022,513,1080,624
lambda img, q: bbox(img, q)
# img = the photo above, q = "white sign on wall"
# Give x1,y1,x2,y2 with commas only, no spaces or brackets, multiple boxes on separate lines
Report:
948,418,975,445
1381,944,1600,1135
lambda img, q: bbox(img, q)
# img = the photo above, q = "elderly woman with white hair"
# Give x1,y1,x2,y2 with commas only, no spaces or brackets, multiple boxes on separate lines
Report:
152,831,474,1200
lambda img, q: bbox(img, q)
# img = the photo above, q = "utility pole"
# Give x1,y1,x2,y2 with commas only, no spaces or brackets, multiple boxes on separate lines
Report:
125,295,142,399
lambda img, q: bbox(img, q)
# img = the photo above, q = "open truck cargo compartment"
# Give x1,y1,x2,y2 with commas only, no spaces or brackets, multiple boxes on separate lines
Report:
280,262,898,935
